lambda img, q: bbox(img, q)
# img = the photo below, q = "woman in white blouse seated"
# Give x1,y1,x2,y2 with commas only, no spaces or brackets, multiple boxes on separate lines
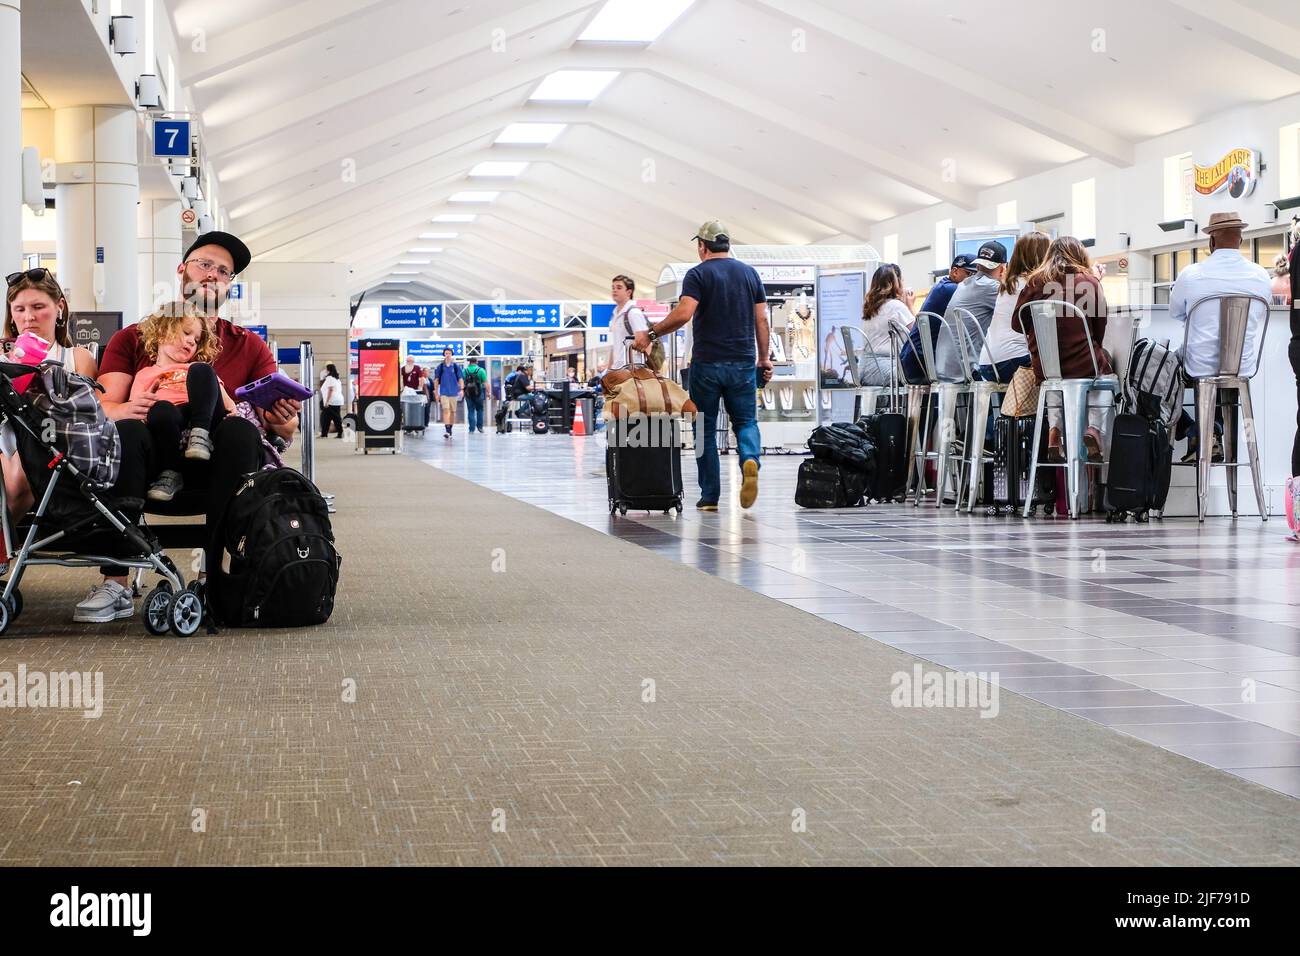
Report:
857,263,913,386
978,230,1049,383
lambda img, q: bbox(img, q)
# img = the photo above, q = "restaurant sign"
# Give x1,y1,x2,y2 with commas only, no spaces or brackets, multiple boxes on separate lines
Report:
1193,148,1259,199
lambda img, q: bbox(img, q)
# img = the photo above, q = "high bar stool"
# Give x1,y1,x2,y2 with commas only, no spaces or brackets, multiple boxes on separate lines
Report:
946,311,1009,513
916,312,976,507
890,315,936,505
1021,299,1120,520
1173,293,1272,522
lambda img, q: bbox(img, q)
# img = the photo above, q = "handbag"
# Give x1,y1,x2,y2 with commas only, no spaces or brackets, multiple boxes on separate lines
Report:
1001,365,1040,417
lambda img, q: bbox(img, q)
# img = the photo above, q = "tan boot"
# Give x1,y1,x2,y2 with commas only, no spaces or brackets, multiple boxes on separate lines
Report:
1046,427,1065,462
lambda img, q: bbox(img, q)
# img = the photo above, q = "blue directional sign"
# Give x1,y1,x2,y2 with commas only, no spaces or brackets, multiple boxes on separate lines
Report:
153,119,191,158
228,283,244,300
244,325,268,341
405,340,464,359
381,304,443,329
472,302,561,329
590,303,615,327
482,340,526,357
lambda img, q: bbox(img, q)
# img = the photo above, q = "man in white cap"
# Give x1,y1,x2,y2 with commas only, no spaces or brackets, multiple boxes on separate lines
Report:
1169,210,1272,461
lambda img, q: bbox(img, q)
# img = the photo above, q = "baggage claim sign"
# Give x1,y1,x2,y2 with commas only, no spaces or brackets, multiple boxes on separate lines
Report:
1193,147,1260,199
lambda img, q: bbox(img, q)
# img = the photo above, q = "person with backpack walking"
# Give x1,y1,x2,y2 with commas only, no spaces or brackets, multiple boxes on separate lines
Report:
432,348,464,440
463,358,488,433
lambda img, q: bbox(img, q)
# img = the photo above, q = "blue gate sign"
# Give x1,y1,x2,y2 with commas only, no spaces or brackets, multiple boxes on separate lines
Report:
244,325,268,341
153,119,191,158
381,304,443,329
591,303,615,327
471,303,561,328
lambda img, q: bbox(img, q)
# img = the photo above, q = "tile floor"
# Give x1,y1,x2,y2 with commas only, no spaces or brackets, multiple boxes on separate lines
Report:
403,426,1300,799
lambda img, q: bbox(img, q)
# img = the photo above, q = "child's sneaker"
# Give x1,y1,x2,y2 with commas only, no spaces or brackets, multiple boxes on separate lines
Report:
185,426,213,461
147,469,183,502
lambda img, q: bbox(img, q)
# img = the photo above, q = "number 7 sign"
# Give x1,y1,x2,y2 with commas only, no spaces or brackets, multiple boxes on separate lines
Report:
152,119,192,158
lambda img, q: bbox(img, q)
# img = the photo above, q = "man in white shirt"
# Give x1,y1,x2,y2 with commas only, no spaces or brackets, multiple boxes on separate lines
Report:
1169,210,1272,460
609,274,649,369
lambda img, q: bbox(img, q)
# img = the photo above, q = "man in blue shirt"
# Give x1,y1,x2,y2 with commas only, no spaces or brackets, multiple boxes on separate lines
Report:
636,220,770,511
919,254,977,318
432,348,463,440
902,254,978,383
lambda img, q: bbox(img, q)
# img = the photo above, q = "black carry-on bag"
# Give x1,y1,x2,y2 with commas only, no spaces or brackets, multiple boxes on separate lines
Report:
606,339,685,516
990,414,1058,516
1106,340,1178,523
856,330,908,502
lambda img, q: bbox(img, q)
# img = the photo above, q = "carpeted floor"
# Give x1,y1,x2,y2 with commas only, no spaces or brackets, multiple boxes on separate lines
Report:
0,438,1298,865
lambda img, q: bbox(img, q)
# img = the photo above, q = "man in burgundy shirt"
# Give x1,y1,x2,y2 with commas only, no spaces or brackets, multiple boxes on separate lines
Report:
75,231,301,623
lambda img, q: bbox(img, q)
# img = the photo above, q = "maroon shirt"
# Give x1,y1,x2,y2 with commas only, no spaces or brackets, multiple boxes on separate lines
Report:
401,364,424,390
99,318,277,391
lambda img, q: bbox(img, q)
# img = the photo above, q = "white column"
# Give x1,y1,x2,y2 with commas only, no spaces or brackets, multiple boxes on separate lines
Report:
54,106,139,322
0,0,21,273
137,198,182,321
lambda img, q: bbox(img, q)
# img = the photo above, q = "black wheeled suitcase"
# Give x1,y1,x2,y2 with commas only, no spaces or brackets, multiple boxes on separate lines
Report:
607,416,684,516
1105,414,1171,522
856,333,907,502
991,415,1057,515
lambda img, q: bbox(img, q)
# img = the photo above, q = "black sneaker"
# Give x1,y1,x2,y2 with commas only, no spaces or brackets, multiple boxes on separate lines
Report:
696,500,718,512
147,469,183,502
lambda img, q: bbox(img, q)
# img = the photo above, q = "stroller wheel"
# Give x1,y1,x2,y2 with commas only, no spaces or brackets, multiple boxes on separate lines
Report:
143,585,173,636
169,590,203,638
4,588,21,621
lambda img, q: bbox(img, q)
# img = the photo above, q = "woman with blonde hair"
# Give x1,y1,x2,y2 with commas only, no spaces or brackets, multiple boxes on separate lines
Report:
978,231,1050,383
1011,236,1112,462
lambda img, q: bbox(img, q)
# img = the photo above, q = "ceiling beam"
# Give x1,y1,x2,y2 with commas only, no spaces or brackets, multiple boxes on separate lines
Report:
744,0,1134,168
201,0,599,159
178,0,404,86
1164,0,1300,77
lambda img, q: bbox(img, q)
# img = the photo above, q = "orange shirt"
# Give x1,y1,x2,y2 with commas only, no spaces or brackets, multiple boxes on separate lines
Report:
130,363,195,405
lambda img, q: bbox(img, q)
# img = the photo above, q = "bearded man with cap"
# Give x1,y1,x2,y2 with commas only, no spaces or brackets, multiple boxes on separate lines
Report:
1169,210,1272,463
634,220,770,512
74,231,298,624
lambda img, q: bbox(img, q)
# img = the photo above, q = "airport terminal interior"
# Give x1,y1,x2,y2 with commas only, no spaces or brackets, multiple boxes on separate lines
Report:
2,0,1300,874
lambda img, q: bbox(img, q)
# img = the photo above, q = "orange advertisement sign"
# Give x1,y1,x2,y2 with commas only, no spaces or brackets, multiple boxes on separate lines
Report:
358,339,399,397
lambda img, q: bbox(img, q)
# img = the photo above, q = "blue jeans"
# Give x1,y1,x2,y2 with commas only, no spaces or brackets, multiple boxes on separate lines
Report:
976,355,1031,384
689,360,762,504
466,398,484,432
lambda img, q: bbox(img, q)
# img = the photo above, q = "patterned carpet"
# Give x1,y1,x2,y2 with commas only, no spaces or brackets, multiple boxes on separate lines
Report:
0,439,1297,865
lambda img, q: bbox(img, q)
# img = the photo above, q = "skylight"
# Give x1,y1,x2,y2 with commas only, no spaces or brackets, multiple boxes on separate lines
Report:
528,71,619,102
398,260,431,266
470,162,529,178
433,214,477,223
578,0,695,42
408,247,444,254
419,232,459,240
495,123,567,145
448,191,500,203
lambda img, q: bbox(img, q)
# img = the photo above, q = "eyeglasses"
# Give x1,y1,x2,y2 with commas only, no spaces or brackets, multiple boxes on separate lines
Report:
184,258,235,280
6,268,50,287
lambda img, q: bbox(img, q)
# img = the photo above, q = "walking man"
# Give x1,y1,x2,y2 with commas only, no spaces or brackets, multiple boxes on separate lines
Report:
463,358,488,433
432,347,463,440
635,220,770,511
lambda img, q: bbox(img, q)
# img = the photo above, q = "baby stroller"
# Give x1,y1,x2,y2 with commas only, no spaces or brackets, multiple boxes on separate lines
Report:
0,360,200,638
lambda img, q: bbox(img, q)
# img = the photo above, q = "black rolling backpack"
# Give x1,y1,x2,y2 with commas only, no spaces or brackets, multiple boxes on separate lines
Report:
207,469,342,627
1105,340,1179,523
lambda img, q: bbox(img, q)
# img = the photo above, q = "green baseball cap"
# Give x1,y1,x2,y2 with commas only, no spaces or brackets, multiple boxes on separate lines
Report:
694,220,730,243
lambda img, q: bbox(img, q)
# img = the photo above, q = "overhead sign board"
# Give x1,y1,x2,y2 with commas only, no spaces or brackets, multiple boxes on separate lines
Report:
405,340,465,359
153,119,191,158
472,303,561,329
1194,147,1260,199
381,304,443,329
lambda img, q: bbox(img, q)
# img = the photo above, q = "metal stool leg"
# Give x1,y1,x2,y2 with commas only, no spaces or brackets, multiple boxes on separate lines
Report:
1195,381,1218,522
914,392,933,507
1223,388,1239,518
1239,380,1267,521
1024,388,1049,519
904,387,924,500
934,385,958,509
965,389,993,513
1060,382,1088,520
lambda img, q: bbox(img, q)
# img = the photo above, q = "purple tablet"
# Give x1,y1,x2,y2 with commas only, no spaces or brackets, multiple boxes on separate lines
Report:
234,371,314,410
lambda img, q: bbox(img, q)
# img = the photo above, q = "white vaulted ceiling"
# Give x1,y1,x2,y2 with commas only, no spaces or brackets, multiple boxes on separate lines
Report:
164,0,1300,303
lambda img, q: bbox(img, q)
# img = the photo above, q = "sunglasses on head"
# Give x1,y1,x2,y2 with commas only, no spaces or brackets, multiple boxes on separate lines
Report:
6,268,51,287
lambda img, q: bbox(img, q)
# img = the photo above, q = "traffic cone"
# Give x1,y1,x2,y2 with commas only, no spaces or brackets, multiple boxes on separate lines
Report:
572,400,587,436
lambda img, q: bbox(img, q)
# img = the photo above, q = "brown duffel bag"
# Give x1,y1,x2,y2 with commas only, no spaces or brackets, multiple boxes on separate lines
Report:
604,369,696,419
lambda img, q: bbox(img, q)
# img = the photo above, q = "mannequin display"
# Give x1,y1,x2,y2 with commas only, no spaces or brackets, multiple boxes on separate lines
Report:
1288,215,1300,477
802,387,815,410
762,388,776,410
787,293,815,362
779,386,794,411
